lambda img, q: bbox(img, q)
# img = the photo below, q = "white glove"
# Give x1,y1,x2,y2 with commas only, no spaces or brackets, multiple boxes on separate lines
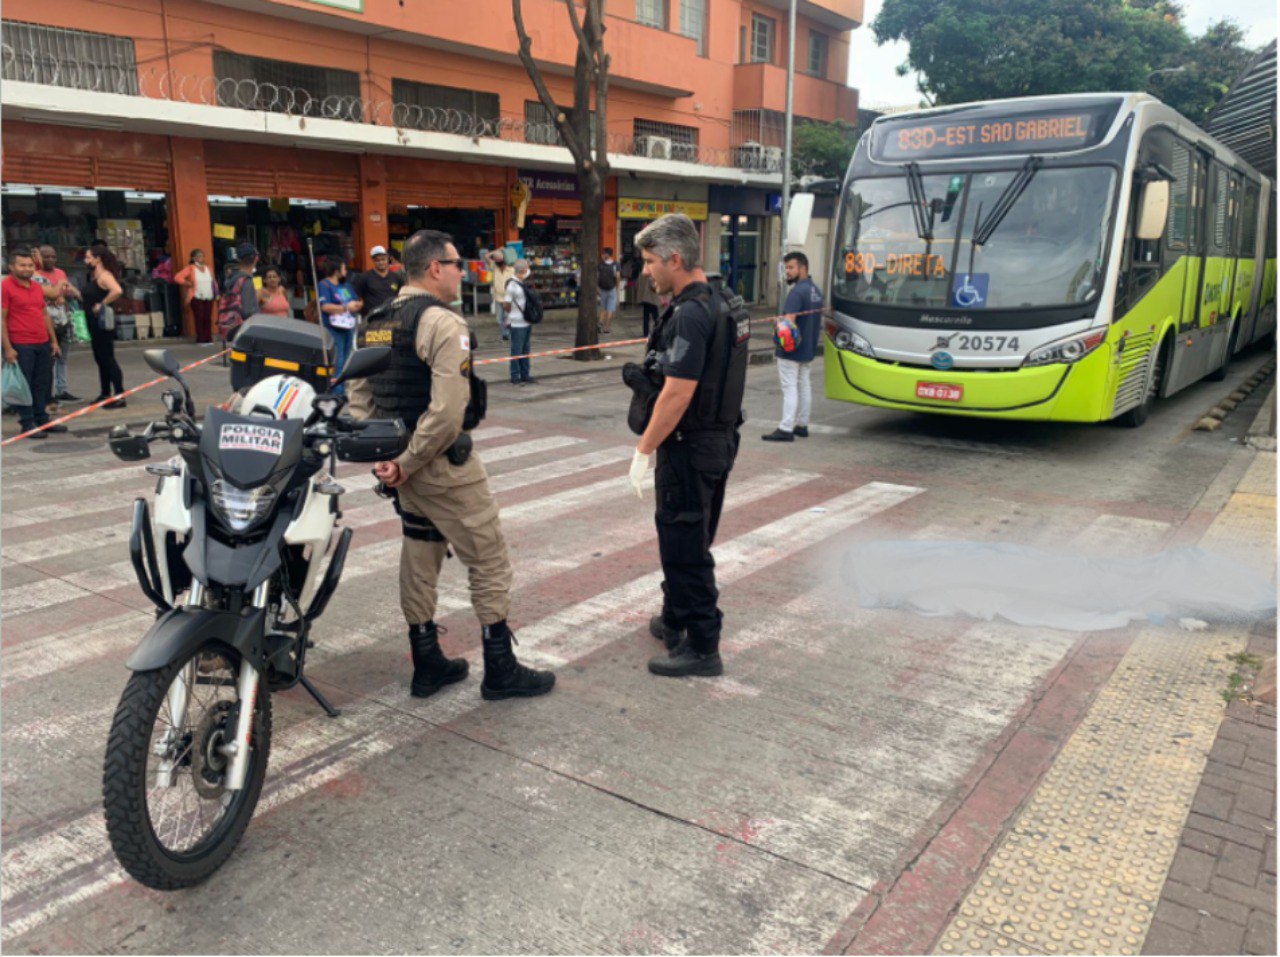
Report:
629,448,652,499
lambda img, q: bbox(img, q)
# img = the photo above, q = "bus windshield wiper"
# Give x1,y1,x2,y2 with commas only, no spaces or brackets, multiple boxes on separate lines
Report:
972,156,1042,246
903,162,934,241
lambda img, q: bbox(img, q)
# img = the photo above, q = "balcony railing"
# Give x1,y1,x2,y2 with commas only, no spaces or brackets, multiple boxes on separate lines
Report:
2,45,776,175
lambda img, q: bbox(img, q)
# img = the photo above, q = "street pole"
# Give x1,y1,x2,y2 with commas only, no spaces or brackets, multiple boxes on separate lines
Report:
778,0,797,313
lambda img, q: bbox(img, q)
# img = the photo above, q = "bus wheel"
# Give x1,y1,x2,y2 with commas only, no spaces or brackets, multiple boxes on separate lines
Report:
1117,339,1166,428
1205,322,1238,382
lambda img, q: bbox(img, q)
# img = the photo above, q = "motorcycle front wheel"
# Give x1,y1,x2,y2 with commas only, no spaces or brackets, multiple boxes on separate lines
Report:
102,641,272,889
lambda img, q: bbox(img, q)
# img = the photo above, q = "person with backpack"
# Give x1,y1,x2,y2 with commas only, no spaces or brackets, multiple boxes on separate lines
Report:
597,247,620,336
504,259,542,385
218,242,259,348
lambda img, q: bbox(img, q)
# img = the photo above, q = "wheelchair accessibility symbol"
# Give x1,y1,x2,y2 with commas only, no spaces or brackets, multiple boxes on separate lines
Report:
951,273,989,308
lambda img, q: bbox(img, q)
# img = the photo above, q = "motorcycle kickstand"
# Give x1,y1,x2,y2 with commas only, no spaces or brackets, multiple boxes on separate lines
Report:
299,675,342,718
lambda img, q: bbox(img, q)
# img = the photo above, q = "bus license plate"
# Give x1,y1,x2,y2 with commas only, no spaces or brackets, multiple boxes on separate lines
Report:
917,381,963,402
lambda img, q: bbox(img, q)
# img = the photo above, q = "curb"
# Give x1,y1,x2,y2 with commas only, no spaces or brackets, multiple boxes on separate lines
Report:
1194,357,1277,432
1245,382,1276,451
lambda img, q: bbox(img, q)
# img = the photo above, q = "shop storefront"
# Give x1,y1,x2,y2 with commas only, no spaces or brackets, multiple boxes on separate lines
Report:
516,170,582,310
707,186,781,305
1,122,185,338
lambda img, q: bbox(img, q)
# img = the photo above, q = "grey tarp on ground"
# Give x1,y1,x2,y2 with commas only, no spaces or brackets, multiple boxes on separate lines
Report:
843,541,1277,631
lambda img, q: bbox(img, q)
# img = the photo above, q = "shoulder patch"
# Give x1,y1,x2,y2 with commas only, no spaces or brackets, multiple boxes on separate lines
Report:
460,334,471,352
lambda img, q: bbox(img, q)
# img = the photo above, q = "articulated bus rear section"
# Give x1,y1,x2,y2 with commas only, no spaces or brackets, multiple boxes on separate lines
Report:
824,92,1276,427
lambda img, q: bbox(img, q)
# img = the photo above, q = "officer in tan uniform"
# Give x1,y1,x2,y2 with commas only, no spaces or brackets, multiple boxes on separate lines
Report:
346,229,555,701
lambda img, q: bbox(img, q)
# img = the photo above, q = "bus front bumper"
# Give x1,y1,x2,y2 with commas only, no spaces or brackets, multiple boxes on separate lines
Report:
824,340,1112,422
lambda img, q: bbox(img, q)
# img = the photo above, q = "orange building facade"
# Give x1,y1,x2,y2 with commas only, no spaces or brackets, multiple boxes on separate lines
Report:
2,0,862,330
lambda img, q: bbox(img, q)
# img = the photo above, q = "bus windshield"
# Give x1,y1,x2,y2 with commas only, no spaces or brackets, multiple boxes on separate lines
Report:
834,166,1117,311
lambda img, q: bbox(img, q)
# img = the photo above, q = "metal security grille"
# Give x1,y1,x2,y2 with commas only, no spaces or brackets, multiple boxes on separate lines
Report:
213,51,362,120
679,0,707,56
635,0,665,29
633,119,699,161
732,109,786,149
2,21,139,94
392,79,499,134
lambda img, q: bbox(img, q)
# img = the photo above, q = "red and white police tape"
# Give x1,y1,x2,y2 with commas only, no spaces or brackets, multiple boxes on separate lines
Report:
2,307,826,447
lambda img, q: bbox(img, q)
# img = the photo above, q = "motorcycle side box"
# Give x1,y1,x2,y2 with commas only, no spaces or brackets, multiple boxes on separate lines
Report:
230,315,332,394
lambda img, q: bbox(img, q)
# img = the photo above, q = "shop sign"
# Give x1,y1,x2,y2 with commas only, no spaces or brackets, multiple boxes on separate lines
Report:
767,192,783,214
517,170,580,199
618,198,709,221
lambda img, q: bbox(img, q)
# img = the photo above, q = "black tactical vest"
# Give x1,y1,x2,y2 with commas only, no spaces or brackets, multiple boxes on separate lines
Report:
648,279,751,433
358,292,448,430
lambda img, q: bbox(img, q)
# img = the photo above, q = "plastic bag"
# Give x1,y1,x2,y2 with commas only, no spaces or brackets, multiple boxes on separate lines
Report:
3,362,32,407
70,304,91,343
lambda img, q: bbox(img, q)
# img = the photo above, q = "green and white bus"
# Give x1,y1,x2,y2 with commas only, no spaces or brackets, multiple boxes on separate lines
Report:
825,93,1276,426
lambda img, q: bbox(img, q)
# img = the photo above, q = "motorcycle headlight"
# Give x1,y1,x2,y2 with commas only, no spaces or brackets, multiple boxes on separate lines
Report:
1023,330,1107,368
210,479,277,532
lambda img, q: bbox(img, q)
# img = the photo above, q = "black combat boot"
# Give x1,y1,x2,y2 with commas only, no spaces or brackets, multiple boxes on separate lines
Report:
408,622,469,698
648,639,724,678
480,621,556,700
648,614,684,651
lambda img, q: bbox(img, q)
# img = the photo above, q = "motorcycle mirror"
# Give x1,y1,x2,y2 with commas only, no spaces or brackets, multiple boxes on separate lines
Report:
144,349,181,378
333,346,393,386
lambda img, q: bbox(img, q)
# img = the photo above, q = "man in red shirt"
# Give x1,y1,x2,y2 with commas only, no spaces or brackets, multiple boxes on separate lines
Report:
3,247,65,437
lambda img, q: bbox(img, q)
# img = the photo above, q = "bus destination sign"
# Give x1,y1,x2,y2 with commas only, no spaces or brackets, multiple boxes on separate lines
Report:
874,108,1108,162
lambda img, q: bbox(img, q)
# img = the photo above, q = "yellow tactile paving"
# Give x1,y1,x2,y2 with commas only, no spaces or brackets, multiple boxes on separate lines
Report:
935,628,1247,956
936,447,1274,957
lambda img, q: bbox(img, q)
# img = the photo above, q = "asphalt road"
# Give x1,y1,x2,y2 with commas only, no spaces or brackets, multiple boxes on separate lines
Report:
1,331,1273,953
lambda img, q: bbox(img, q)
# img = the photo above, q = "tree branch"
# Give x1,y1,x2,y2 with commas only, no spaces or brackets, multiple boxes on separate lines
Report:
512,0,588,161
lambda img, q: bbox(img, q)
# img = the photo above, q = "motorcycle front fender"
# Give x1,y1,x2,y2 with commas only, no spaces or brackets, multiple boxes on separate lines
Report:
125,606,267,673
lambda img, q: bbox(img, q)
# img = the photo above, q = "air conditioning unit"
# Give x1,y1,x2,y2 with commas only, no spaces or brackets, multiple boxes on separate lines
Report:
638,135,673,160
762,146,784,171
735,141,765,169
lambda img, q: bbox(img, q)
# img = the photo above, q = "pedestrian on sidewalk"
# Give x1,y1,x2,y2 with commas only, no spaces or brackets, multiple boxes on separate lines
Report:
34,245,80,402
763,252,823,443
637,272,662,338
82,244,126,408
504,259,539,386
317,256,361,390
175,249,217,344
484,249,514,342
2,247,66,437
598,247,620,335
219,243,260,349
348,228,555,702
627,214,748,679
351,245,404,318
256,267,292,317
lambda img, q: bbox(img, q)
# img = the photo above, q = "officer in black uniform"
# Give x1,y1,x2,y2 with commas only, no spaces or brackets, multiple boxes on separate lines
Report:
625,214,749,678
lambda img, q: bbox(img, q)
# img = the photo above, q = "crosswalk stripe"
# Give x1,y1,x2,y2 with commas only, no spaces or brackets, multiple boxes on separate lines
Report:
0,473,872,937
515,482,924,668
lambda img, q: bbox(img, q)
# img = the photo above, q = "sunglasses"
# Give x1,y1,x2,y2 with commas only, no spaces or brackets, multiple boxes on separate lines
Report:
434,258,466,270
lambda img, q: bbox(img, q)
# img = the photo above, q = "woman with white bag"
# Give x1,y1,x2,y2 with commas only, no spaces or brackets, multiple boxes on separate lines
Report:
317,256,362,395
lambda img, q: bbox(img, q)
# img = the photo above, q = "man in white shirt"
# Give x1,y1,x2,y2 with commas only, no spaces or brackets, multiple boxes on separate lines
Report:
505,259,536,385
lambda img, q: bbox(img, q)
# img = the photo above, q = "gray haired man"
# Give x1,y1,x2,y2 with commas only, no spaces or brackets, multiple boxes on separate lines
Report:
627,214,749,678
505,258,536,385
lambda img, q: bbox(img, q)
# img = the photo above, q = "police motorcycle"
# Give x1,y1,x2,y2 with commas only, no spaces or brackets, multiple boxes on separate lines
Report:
101,318,407,890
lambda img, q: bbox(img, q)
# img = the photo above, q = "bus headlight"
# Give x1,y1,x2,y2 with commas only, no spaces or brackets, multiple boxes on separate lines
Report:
828,323,876,358
1023,330,1107,367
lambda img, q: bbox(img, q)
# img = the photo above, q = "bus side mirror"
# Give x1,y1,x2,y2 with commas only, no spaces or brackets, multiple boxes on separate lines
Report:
1135,180,1170,241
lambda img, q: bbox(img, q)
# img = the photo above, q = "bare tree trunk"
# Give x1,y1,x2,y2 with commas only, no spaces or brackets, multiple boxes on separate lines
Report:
513,0,611,360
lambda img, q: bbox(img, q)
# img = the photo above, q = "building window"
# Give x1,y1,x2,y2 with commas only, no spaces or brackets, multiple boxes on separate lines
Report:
525,100,597,147
213,51,362,121
2,21,139,95
634,119,700,161
679,0,708,57
751,15,776,64
636,0,666,29
807,31,828,77
393,79,499,134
